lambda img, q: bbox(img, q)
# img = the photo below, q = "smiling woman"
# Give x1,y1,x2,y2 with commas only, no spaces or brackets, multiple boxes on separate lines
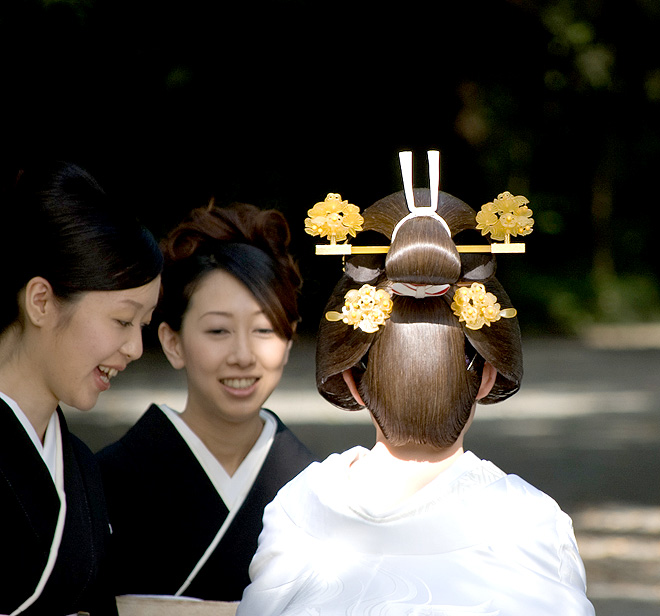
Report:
44,283,161,413
0,161,163,616
158,269,293,464
96,201,316,604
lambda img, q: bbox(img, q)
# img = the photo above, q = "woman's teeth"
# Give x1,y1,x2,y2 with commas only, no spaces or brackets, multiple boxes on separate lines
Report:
98,366,118,384
222,378,257,389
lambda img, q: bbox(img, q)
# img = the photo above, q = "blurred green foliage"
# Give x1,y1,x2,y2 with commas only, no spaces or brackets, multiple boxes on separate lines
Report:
449,0,660,335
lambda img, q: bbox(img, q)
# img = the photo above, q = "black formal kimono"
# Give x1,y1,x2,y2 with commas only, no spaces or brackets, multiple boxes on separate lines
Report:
0,400,117,616
96,404,316,602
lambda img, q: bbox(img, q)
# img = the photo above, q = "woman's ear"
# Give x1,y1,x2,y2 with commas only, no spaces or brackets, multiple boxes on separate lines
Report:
158,322,185,370
282,338,293,366
342,368,366,407
23,277,56,327
476,362,497,400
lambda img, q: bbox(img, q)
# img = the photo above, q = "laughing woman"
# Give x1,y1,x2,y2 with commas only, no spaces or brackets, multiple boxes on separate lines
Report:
0,162,162,616
97,201,316,602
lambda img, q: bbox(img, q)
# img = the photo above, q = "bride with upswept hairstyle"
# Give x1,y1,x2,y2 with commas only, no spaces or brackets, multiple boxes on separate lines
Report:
238,153,594,616
315,186,523,448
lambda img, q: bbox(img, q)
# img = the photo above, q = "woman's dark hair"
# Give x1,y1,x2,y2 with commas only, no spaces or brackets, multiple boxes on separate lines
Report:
0,162,163,334
158,201,301,340
316,188,523,448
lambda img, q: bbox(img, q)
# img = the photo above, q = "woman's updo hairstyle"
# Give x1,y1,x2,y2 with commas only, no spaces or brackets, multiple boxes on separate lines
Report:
316,188,523,449
0,161,163,335
158,201,301,340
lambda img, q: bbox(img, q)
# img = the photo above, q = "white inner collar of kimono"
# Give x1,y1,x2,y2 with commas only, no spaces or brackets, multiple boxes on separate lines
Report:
0,390,59,482
160,404,277,511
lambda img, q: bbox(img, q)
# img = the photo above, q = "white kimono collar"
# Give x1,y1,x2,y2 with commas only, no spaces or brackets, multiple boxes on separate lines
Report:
0,396,67,615
159,404,277,597
160,404,276,510
0,391,59,482
286,448,510,556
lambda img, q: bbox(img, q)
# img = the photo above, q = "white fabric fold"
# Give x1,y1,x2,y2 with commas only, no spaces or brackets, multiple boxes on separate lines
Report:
238,448,594,616
390,282,450,298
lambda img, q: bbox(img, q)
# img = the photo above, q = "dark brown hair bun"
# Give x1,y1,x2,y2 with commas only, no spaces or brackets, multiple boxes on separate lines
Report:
316,188,522,448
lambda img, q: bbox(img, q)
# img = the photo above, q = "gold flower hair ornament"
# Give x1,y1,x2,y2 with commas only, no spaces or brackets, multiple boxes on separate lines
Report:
450,283,517,330
325,284,394,333
304,193,364,244
476,191,534,243
309,152,533,256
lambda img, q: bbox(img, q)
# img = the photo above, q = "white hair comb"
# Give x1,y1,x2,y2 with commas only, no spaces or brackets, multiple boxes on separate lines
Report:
390,150,452,241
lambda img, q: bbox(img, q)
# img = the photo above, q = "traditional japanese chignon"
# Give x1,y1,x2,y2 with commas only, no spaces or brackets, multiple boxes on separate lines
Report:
316,188,523,447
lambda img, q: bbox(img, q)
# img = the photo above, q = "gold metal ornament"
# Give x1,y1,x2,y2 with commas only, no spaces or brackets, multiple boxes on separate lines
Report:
450,283,517,330
304,193,364,244
476,191,534,243
325,284,394,333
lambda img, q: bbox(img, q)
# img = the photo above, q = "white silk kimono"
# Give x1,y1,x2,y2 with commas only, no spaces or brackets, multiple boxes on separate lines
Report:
238,448,595,616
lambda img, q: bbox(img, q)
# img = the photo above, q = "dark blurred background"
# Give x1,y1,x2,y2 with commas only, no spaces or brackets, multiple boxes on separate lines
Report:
4,2,660,612
3,0,660,338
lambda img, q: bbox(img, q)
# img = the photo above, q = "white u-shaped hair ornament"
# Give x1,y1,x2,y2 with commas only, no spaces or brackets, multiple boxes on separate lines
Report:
390,150,451,241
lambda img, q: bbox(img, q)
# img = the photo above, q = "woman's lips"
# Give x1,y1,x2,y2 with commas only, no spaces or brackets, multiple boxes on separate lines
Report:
95,365,119,391
220,377,259,397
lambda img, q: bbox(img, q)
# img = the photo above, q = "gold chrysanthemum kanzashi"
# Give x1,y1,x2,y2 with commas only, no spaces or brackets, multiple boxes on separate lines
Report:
476,191,534,242
325,284,393,333
304,193,364,243
450,283,517,330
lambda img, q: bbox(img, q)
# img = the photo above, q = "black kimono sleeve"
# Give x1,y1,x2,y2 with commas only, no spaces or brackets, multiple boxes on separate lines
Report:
0,403,117,616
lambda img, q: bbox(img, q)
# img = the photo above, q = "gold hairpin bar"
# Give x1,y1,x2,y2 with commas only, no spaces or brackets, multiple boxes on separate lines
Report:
307,191,533,257
315,242,526,256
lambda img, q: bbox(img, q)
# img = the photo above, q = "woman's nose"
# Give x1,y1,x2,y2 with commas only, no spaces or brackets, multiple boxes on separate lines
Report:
227,333,256,367
121,327,144,362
